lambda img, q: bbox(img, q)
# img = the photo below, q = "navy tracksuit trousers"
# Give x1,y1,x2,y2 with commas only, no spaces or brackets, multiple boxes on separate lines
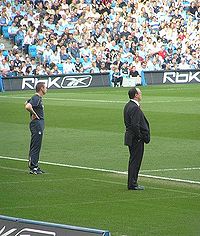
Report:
29,119,44,169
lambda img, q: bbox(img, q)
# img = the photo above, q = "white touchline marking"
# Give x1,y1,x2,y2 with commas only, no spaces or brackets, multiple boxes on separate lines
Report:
0,155,200,185
141,167,200,172
0,95,199,104
0,155,127,174
139,174,200,185
0,95,124,103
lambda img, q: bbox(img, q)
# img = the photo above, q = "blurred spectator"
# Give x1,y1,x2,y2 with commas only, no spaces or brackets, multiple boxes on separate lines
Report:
99,61,108,73
23,31,33,55
82,55,92,73
80,42,92,58
178,57,190,70
74,57,83,73
0,50,5,62
68,41,80,59
60,45,70,61
90,61,100,73
51,49,61,64
0,58,10,77
30,58,37,71
0,12,9,35
8,22,18,45
112,66,123,87
13,53,22,76
25,65,33,76
188,1,198,18
51,63,62,75
43,44,54,65
120,61,130,80
130,65,140,78
63,58,75,74
36,40,45,63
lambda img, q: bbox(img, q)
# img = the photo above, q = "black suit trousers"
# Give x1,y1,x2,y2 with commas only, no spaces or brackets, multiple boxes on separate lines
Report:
128,140,144,188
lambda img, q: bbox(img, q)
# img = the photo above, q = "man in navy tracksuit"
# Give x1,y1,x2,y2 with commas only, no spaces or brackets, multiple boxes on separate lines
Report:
25,82,47,174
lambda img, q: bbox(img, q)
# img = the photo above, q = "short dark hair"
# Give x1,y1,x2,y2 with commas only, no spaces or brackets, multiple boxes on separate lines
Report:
128,87,138,99
36,82,45,92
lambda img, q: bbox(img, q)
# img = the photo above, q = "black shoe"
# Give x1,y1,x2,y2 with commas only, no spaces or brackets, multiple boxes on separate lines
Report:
128,185,145,190
37,167,45,173
29,168,44,175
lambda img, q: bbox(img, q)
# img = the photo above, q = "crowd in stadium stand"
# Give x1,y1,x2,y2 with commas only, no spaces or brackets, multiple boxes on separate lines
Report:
0,0,199,85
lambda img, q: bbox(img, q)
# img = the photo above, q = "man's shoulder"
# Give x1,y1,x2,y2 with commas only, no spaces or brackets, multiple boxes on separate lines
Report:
31,94,40,99
29,94,41,103
124,100,136,109
124,100,140,112
126,100,138,107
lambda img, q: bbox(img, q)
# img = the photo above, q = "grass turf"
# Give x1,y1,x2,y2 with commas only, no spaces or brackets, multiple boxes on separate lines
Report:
0,159,200,236
0,84,200,235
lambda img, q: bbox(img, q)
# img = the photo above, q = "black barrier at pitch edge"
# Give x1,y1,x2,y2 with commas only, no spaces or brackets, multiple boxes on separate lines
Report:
2,72,111,91
1,70,200,92
0,215,110,236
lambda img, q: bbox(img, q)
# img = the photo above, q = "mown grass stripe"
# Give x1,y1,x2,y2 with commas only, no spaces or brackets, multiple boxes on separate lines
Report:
0,95,200,104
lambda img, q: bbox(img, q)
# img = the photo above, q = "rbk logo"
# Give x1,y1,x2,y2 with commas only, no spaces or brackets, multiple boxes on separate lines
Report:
0,226,56,236
163,71,200,83
22,75,93,89
61,75,92,88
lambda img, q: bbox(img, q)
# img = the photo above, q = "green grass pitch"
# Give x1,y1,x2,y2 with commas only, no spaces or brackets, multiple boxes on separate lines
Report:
0,84,200,236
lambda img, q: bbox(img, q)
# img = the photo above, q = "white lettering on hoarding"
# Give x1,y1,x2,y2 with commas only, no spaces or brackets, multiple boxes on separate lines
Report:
0,226,56,236
0,226,16,235
176,72,188,83
22,78,48,90
22,78,35,89
48,77,61,88
61,76,91,88
22,76,93,90
188,72,200,82
163,72,175,83
163,71,200,84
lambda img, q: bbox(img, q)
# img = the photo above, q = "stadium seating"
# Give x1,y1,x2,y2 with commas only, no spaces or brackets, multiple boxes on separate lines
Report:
57,63,64,73
2,26,9,39
2,50,9,57
28,45,37,58
15,34,24,50
0,0,199,76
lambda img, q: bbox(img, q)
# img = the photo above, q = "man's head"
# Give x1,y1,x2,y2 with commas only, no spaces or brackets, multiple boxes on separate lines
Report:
36,82,47,96
128,87,142,102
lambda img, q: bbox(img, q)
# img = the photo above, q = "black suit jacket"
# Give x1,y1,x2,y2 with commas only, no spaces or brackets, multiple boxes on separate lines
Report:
124,100,150,146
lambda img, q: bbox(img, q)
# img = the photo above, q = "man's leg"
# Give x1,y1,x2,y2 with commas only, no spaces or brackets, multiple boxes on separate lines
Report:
28,121,43,170
127,140,144,189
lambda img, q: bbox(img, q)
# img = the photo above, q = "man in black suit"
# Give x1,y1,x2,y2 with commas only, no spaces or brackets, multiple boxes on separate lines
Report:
124,87,150,190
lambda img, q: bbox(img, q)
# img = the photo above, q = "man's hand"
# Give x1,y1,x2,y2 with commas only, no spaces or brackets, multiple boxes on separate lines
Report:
25,102,40,120
31,113,40,120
